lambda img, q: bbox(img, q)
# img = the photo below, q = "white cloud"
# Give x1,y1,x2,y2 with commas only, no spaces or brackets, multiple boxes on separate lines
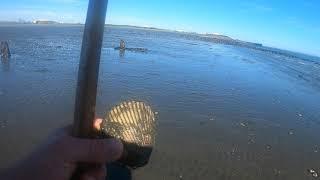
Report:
0,8,85,23
0,0,88,23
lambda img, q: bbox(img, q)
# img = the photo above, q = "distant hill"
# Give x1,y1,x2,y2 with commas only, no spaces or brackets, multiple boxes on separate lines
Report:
203,33,233,41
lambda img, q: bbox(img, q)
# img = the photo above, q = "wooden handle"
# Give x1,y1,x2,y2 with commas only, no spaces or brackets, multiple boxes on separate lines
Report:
73,0,108,138
71,0,108,178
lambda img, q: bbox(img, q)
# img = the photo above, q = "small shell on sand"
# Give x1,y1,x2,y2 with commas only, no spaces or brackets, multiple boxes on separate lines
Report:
288,130,294,135
308,169,318,178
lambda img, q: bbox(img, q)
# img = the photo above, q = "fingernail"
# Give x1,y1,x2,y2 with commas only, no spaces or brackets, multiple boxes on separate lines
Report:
94,119,103,130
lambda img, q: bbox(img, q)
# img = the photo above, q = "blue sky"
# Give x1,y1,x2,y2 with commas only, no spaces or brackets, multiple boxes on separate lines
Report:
0,0,319,56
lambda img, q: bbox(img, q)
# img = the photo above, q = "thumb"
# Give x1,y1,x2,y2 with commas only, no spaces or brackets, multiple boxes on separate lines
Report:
66,137,123,163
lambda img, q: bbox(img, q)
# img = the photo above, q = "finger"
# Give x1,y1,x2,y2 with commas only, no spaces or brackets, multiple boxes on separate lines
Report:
94,118,103,131
66,137,123,163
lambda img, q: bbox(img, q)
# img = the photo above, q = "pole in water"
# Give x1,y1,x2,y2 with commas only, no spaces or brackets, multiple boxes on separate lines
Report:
73,0,108,138
0,41,11,59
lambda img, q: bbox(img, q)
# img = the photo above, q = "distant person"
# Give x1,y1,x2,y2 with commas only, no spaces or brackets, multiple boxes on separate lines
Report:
120,39,126,50
0,118,124,180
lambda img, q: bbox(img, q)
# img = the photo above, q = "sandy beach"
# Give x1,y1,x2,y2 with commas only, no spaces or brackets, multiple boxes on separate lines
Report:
1,24,320,180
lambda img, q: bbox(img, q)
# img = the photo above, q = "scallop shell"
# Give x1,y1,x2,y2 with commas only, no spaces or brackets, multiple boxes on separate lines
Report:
102,101,156,168
102,101,156,146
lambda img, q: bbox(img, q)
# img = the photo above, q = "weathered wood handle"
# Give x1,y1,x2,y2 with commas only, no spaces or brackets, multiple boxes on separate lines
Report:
72,0,108,178
73,0,108,138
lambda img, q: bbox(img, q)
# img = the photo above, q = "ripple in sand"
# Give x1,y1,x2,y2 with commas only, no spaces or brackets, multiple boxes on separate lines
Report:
0,119,7,128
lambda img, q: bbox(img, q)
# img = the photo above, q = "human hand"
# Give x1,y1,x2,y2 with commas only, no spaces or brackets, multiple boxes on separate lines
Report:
1,118,123,180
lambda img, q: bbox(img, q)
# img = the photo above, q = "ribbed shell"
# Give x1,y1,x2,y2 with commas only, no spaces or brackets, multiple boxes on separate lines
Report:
102,101,156,147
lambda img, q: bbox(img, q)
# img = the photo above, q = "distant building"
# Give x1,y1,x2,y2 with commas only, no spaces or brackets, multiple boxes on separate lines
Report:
32,20,59,24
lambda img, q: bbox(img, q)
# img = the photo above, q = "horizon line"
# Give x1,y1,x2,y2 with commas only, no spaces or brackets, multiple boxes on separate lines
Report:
0,20,319,59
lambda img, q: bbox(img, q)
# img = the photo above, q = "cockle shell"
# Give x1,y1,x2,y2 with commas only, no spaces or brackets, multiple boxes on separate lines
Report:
102,101,156,168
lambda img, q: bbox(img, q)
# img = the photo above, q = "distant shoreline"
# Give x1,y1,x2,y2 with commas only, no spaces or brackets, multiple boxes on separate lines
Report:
0,21,319,59
0,21,171,31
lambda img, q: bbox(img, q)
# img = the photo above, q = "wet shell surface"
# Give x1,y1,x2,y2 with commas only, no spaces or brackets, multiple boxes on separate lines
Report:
102,101,156,147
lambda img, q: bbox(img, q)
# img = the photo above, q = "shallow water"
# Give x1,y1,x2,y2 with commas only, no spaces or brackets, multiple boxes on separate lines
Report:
0,24,320,180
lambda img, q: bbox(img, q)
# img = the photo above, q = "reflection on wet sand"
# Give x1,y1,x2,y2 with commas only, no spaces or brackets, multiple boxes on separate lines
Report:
119,49,125,57
1,58,10,72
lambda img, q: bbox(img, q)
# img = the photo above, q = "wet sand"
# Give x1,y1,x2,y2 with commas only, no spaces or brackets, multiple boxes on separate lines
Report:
0,25,320,180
